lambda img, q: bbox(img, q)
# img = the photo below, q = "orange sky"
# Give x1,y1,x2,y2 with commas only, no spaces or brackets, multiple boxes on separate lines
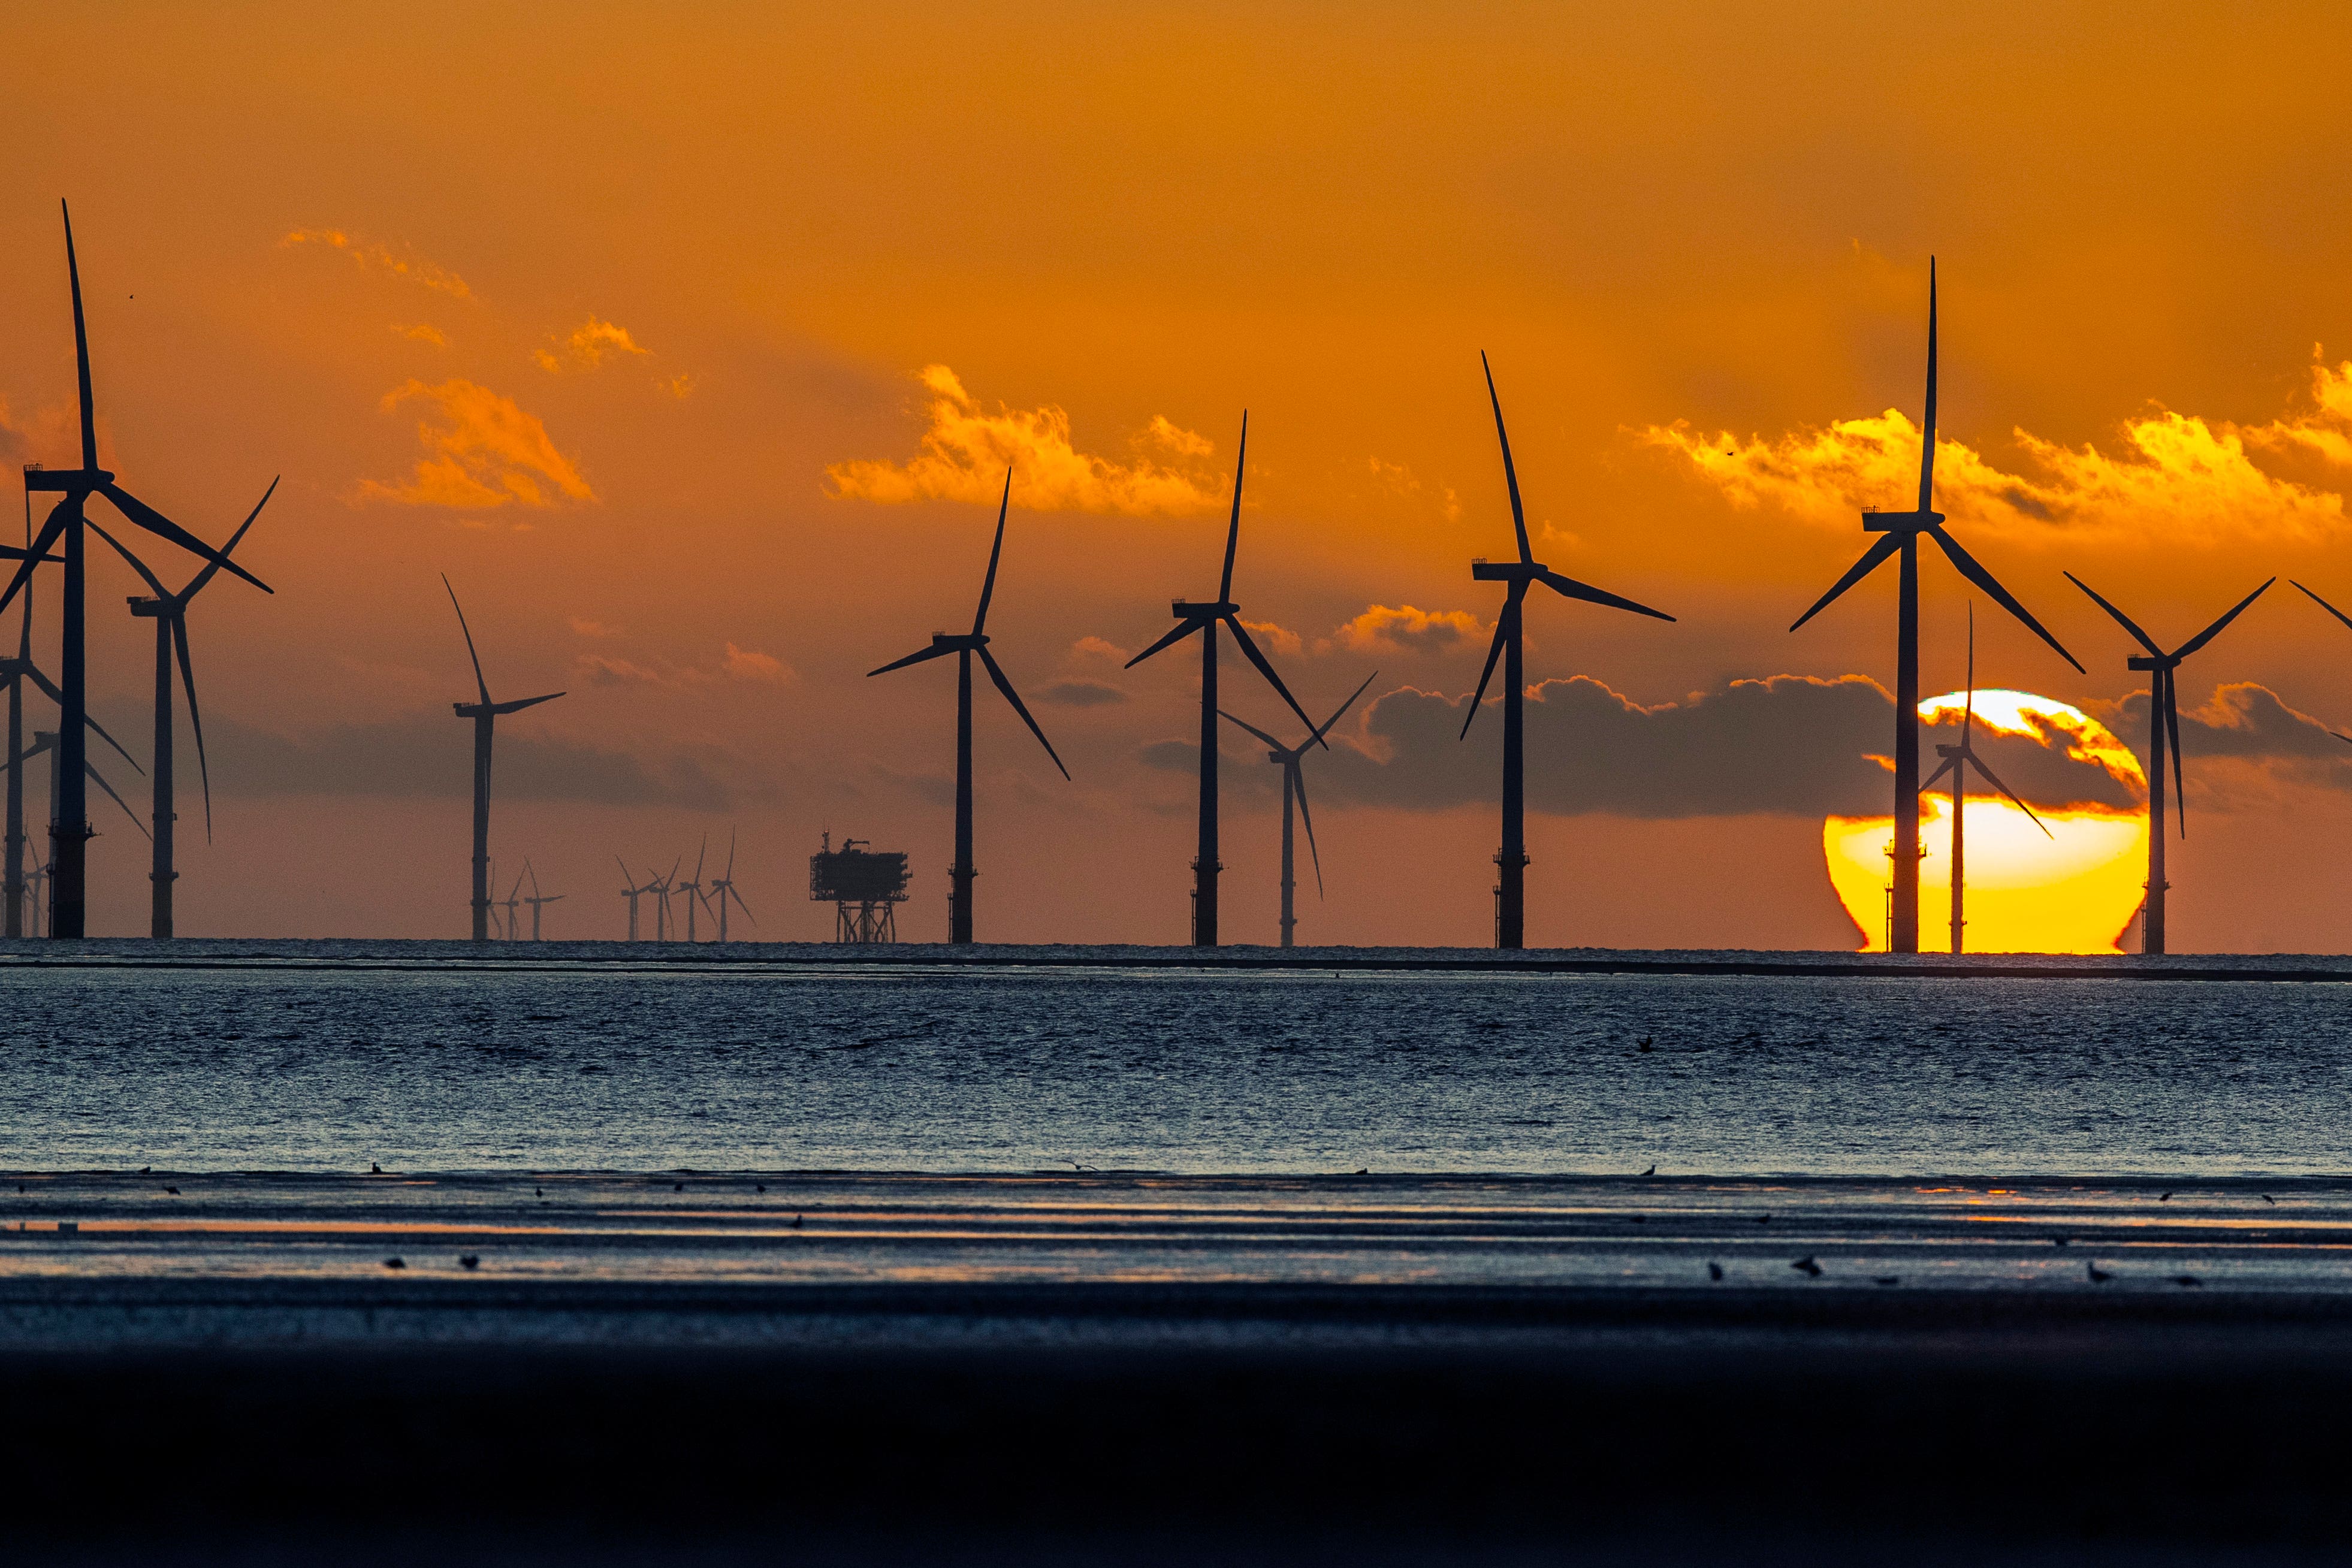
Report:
7,2,2352,947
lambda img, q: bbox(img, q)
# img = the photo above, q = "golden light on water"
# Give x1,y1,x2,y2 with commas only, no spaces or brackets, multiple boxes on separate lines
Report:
1823,691,2150,954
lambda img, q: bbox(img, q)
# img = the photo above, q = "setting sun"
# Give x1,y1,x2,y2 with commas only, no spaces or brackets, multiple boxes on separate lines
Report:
1823,691,2149,953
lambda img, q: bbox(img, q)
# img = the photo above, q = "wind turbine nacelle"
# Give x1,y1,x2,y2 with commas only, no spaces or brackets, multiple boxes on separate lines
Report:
128,597,165,618
1471,561,1540,582
1172,600,1237,618
1861,509,1943,533
2125,655,2169,672
25,467,109,491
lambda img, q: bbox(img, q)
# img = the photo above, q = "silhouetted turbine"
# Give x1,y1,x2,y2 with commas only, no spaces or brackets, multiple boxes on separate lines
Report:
1,730,148,845
1790,262,2079,953
1219,670,1376,948
6,203,272,938
87,479,274,938
521,859,564,940
499,863,527,941
443,576,564,941
870,471,1068,944
1918,604,2051,956
2066,573,2272,954
675,833,714,942
1127,416,1321,947
706,829,756,942
616,856,657,941
1461,355,1674,950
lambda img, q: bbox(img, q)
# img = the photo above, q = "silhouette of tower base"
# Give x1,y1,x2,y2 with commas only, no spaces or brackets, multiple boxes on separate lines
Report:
835,901,898,944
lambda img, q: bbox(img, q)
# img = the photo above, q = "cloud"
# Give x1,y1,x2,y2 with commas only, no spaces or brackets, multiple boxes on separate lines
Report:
1068,635,1128,663
2111,681,2349,768
394,324,448,348
537,316,651,373
577,654,667,687
1040,679,1128,707
201,712,723,807
657,372,695,399
282,229,473,300
826,365,1224,515
1336,604,1487,654
360,380,595,510
723,643,796,684
1640,361,2348,542
1238,618,1303,656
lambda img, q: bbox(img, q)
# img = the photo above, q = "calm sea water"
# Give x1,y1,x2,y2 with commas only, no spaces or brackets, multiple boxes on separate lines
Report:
2,944,2349,1177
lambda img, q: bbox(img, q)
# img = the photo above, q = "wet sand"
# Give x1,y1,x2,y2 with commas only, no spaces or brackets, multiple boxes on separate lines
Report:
11,1172,2352,1561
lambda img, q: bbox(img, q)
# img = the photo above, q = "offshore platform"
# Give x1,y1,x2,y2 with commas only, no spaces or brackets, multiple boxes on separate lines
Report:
809,833,910,943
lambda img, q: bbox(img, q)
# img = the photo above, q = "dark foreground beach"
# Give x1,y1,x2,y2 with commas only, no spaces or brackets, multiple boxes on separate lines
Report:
13,1170,2352,1564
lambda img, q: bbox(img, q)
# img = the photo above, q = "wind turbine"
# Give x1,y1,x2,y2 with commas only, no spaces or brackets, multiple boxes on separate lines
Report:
869,471,1068,944
521,860,563,940
647,853,682,941
705,830,755,942
498,865,527,941
1218,670,1377,948
1919,605,2052,955
1,496,114,936
617,856,653,941
2067,573,2272,954
674,833,713,942
3,730,150,847
86,481,275,938
7,202,272,938
1789,262,2080,954
1125,416,1322,946
443,576,564,941
1460,355,1674,950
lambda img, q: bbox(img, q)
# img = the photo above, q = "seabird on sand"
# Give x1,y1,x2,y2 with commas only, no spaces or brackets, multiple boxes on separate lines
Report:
1707,1262,1723,1281
384,1257,405,1270
1640,1165,1656,1177
459,1253,480,1270
2087,1262,2113,1283
1791,1255,1822,1276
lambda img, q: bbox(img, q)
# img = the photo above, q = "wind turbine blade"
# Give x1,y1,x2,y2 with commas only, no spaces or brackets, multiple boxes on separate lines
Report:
1292,761,1323,898
978,645,1070,780
2171,578,2274,662
172,618,212,841
729,883,758,925
1535,567,1675,622
183,476,277,600
973,469,1010,635
1311,670,1380,747
1789,534,1902,633
2063,572,2164,659
528,859,541,899
1223,615,1321,742
0,501,75,623
693,832,708,886
85,762,149,839
442,575,493,705
868,642,955,677
83,516,170,599
0,545,62,564
83,710,143,776
99,484,271,594
2164,667,2185,839
511,865,528,899
491,691,564,715
1123,617,1203,669
0,734,58,774
1962,602,1975,747
1918,258,1937,512
724,828,736,882
63,202,97,472
1460,588,1521,739
1218,412,1247,603
1481,353,1533,565
1964,750,2054,839
1920,754,1958,794
2292,579,2352,636
1927,525,2081,672
1217,708,1286,750
615,854,635,888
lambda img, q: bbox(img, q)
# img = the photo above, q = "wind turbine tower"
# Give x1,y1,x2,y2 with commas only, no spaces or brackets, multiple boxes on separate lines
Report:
706,830,755,942
2068,574,2273,954
1460,356,1674,949
1127,416,1322,945
1921,605,2052,954
443,576,564,941
521,860,563,939
1790,262,2080,953
1219,671,1376,948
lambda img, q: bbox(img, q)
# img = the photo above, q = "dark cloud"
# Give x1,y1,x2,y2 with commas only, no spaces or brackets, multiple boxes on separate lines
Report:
2112,682,2350,764
198,712,727,807
1040,679,1128,707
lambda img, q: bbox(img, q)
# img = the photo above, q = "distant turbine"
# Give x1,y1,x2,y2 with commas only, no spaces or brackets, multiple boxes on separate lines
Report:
675,833,712,943
521,859,564,940
7,203,272,937
616,856,654,941
443,575,564,941
1790,262,2080,954
1219,670,1376,948
1126,416,1321,946
3,729,149,846
705,830,755,942
1461,355,1674,950
647,853,683,941
1919,605,2052,955
2066,573,2272,954
87,479,275,938
498,863,527,941
869,471,1068,944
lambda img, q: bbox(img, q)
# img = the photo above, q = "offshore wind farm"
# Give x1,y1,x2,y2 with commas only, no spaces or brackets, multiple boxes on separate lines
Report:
19,7,2352,1563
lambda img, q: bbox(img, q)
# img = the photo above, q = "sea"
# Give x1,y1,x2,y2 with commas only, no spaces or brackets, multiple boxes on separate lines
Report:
4,940,2348,1178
